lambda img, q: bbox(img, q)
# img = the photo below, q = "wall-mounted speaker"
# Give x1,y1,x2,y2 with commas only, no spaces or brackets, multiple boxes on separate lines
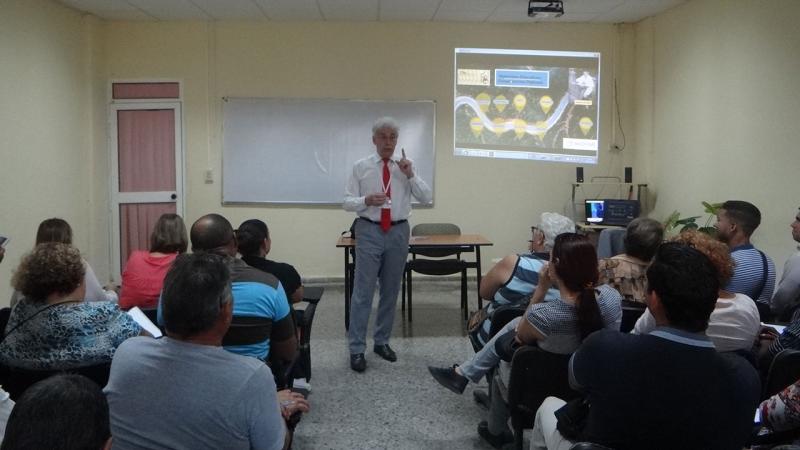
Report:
576,167,584,183
624,167,632,183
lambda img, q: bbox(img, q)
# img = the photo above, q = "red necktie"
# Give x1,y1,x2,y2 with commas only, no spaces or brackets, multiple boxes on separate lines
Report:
381,159,391,232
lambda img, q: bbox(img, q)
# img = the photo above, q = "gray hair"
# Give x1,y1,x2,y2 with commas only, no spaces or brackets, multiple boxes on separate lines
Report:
623,217,664,261
539,212,576,251
372,117,399,135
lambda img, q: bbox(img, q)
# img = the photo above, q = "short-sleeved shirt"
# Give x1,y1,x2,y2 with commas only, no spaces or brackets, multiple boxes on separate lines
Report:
571,328,760,450
726,244,776,305
597,254,649,304
525,284,623,354
633,293,760,352
225,258,293,360
241,255,302,299
119,251,177,309
0,299,141,370
105,337,285,450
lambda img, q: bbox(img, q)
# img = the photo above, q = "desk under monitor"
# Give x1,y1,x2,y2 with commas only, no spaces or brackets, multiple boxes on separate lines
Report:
335,234,493,330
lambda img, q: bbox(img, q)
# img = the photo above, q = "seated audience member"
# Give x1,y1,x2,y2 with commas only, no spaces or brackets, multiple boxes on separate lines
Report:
759,377,800,447
532,242,761,450
472,212,575,349
429,234,622,447
715,200,776,320
771,207,800,322
118,213,187,309
11,218,117,306
105,253,307,450
236,219,304,304
0,243,141,371
0,254,12,440
190,214,296,365
1,374,111,450
634,230,760,352
597,217,663,304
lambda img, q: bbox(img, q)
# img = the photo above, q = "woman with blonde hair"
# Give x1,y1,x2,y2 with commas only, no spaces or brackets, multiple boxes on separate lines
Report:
633,229,760,352
119,213,188,309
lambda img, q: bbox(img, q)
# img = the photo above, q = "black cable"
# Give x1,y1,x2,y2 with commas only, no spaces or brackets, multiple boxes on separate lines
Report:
614,78,626,151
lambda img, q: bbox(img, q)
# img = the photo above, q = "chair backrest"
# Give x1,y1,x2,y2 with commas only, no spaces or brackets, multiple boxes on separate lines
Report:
507,346,579,432
411,223,462,258
0,307,11,335
763,349,800,400
620,302,647,333
222,316,273,346
0,363,112,401
596,228,627,259
489,305,526,338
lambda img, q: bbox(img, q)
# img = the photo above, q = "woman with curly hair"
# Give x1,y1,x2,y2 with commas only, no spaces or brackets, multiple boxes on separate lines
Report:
0,243,142,371
633,230,760,352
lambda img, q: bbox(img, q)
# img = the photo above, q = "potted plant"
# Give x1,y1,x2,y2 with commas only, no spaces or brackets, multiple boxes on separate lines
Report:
663,201,722,237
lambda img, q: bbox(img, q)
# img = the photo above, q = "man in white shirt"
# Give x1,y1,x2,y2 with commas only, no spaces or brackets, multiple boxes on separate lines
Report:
343,117,432,372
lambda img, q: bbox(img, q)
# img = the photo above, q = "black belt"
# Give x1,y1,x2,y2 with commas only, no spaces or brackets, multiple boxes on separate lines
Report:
359,217,408,226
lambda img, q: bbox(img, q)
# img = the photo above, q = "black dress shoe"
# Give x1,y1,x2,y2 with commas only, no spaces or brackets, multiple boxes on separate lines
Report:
473,389,490,410
350,353,366,372
477,420,514,449
427,365,468,394
373,344,397,362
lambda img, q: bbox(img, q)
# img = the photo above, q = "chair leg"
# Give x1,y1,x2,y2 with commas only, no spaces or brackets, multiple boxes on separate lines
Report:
461,268,468,321
407,269,413,322
401,269,406,313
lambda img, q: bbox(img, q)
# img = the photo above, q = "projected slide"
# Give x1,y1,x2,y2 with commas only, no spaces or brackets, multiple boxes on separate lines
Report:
454,48,601,164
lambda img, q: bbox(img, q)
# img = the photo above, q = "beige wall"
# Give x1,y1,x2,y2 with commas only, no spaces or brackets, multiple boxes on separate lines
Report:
103,20,632,279
0,0,104,301
6,0,797,302
635,0,800,272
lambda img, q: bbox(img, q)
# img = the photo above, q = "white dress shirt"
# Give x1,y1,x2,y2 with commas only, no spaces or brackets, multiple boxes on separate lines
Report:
633,292,760,352
343,153,432,221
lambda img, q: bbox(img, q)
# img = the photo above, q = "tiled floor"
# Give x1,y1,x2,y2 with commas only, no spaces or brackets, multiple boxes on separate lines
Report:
292,280,501,450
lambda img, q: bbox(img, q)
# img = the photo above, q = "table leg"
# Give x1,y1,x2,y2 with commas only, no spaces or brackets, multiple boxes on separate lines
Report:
344,248,351,331
475,245,483,311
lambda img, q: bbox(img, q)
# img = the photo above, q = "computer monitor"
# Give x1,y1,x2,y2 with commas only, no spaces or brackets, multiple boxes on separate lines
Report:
585,200,605,223
602,199,640,226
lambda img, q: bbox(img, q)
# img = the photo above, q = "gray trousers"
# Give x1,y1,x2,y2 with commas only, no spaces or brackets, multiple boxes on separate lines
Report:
347,218,410,354
459,317,521,382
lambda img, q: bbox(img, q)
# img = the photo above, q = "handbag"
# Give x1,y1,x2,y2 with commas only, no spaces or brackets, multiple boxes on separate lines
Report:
494,329,522,363
467,305,489,334
554,397,590,441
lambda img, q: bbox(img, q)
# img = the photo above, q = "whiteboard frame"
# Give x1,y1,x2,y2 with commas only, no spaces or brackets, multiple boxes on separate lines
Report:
220,97,436,206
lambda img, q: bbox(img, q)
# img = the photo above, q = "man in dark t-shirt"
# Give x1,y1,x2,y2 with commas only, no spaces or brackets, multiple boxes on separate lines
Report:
532,242,760,450
236,219,304,304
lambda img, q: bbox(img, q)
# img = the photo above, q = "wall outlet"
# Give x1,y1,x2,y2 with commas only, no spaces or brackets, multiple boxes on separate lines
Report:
204,168,214,184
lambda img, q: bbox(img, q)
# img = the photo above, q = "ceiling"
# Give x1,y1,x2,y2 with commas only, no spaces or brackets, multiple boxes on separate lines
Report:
56,0,687,23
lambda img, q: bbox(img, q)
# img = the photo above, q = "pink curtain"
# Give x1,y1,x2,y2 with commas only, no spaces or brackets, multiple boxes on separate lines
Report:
120,203,176,270
117,110,176,192
112,82,179,99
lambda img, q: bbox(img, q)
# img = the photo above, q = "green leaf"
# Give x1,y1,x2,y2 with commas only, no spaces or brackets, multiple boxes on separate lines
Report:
680,223,699,232
702,201,722,215
663,211,680,230
674,216,700,225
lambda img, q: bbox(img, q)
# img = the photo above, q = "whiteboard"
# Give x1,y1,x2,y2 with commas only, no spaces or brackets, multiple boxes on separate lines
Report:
222,98,436,205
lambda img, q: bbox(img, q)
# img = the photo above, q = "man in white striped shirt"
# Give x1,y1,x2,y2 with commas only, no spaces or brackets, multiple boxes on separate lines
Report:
715,200,776,321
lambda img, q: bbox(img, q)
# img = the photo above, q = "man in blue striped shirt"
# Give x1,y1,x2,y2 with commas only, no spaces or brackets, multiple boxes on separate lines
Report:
715,200,776,321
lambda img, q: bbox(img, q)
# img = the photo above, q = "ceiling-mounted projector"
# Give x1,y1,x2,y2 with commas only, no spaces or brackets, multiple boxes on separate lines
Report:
528,1,564,18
